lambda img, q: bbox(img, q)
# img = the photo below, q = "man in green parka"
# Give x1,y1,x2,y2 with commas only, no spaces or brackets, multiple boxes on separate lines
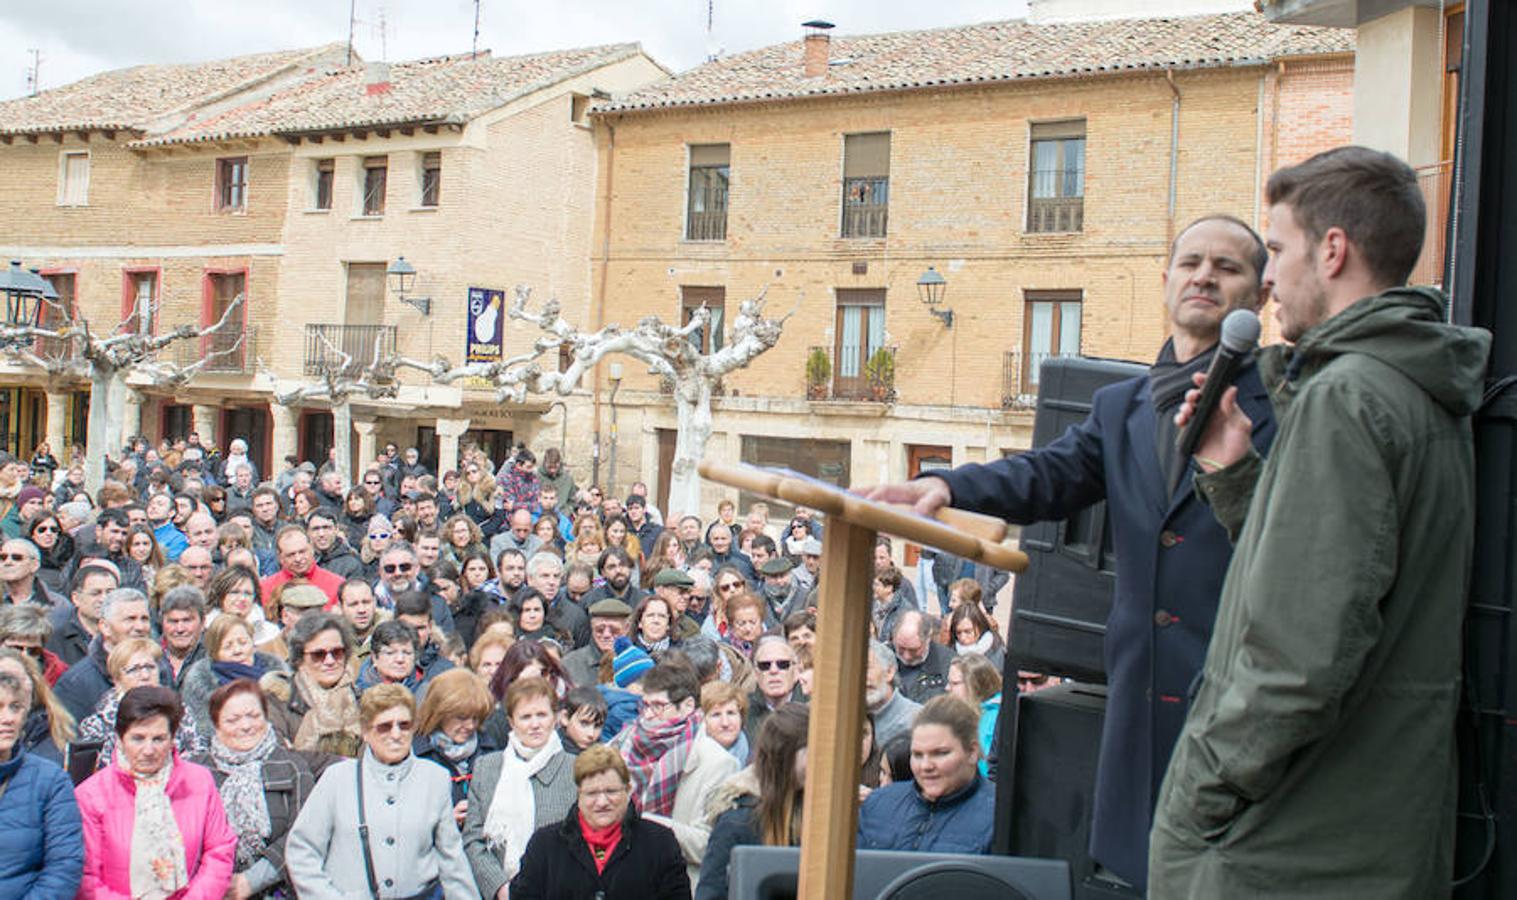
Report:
1148,146,1491,899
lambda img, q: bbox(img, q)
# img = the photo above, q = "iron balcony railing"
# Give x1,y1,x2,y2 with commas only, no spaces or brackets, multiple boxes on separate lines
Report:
1027,196,1084,234
1002,350,1078,408
807,344,896,402
304,324,396,375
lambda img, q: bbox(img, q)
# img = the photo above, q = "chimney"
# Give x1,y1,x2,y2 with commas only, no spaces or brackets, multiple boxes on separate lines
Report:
802,20,834,78
363,61,392,95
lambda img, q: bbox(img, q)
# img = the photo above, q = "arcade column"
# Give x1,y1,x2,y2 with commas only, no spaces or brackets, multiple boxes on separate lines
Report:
434,417,472,477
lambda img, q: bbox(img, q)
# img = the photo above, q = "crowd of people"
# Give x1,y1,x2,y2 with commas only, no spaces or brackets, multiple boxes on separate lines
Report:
0,434,1016,899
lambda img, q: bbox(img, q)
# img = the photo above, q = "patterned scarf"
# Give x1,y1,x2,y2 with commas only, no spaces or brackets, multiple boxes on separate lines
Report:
637,634,671,659
614,711,699,816
129,757,189,900
483,731,564,880
209,725,277,871
292,669,362,755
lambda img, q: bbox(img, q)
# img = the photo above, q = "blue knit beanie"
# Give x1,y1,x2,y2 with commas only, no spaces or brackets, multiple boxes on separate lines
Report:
612,636,655,688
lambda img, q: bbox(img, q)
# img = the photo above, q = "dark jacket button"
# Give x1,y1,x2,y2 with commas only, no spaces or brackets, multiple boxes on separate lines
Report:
1159,530,1180,548
1154,610,1175,627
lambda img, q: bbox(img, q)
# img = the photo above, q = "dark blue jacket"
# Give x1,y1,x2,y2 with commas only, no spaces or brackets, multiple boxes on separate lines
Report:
0,744,84,899
938,366,1275,886
856,772,995,854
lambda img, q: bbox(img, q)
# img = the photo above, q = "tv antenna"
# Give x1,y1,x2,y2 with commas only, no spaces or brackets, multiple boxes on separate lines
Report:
472,0,482,59
25,49,40,96
705,0,717,61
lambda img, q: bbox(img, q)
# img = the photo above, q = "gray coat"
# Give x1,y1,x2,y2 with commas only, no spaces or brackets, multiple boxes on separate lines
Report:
560,643,605,688
285,749,476,899
461,747,578,900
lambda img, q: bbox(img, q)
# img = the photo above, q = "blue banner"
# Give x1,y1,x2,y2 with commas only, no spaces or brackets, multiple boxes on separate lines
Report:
467,287,504,364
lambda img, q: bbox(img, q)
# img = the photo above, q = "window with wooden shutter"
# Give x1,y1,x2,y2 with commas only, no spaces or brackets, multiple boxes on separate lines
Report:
58,152,89,206
1027,120,1085,233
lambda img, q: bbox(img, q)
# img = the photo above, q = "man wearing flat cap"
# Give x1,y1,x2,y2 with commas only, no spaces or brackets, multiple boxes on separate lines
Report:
653,567,702,641
758,557,808,622
560,596,632,687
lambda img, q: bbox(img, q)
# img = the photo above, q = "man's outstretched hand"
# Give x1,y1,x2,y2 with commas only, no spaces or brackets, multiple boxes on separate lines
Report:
858,476,952,517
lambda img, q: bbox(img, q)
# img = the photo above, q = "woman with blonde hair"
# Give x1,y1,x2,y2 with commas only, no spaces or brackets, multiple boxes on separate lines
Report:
442,513,488,566
414,669,499,827
567,524,606,571
469,629,516,685
181,614,287,736
358,514,395,579
77,638,204,770
0,647,75,764
947,652,1003,776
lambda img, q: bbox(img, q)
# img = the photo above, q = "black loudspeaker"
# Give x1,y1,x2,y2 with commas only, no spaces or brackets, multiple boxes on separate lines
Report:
726,847,1072,900
1009,356,1147,684
997,681,1142,900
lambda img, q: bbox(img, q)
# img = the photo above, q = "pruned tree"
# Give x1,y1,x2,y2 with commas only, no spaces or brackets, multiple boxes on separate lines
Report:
264,330,400,482
0,292,246,493
408,285,789,516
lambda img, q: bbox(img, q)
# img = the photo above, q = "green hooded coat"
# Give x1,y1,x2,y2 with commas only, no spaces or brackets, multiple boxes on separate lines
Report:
1148,288,1491,899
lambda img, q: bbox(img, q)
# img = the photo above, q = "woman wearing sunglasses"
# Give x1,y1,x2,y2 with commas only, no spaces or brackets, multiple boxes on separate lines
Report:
359,515,396,582
287,683,475,899
262,613,363,769
25,513,72,593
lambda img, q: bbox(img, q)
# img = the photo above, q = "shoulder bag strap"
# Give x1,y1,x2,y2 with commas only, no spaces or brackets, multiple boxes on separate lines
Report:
355,756,381,899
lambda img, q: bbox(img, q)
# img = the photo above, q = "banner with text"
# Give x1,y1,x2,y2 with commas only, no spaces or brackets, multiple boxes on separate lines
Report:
467,287,505,364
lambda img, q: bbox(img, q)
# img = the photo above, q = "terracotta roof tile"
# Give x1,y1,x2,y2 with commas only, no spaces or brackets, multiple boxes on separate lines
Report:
133,43,645,146
0,44,347,136
596,10,1353,114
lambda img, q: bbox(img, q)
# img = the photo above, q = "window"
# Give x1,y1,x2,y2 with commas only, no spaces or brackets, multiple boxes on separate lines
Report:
1028,120,1085,233
361,156,388,216
418,152,441,207
57,152,89,206
833,288,886,399
313,158,334,210
205,271,247,370
345,262,387,327
1022,290,1082,390
686,144,729,241
36,273,74,358
216,157,248,212
123,271,157,335
739,434,851,521
681,286,725,354
842,132,890,238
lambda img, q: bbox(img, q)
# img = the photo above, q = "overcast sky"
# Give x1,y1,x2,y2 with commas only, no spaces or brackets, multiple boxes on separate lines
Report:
0,0,1032,100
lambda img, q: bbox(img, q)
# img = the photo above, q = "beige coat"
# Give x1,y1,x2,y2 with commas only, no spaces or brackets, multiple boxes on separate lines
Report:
643,730,741,890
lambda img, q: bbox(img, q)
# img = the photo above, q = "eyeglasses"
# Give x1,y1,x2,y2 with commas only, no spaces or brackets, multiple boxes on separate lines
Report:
717,581,743,593
381,562,414,574
372,719,413,735
32,524,58,534
304,646,347,664
0,553,30,563
756,659,793,672
582,786,628,802
639,698,675,716
364,479,381,485
369,531,391,540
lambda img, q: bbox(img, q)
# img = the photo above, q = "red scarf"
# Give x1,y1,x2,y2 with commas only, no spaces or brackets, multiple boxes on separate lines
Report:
578,810,623,874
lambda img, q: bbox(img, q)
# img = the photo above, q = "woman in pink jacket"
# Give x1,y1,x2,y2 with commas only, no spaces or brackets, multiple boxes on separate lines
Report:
75,685,237,900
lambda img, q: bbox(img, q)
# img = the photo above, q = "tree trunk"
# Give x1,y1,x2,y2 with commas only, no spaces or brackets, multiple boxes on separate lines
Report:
332,402,353,484
84,367,125,494
666,377,714,518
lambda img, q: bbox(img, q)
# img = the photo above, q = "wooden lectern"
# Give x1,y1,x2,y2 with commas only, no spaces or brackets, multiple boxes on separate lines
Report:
698,461,1029,900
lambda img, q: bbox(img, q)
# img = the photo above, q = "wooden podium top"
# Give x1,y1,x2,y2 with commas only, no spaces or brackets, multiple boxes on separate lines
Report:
699,460,1028,573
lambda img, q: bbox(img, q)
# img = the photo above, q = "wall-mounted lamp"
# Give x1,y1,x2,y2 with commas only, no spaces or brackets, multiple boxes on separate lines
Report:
917,266,953,328
387,256,432,316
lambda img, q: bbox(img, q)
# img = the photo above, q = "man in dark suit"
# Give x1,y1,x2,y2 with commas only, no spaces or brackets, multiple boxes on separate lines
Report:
865,214,1278,890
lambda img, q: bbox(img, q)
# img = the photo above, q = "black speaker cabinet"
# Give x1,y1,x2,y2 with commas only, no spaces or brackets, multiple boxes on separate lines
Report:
1009,356,1147,684
997,681,1142,900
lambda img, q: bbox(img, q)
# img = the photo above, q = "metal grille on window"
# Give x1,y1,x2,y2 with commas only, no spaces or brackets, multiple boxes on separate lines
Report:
686,144,730,241
362,157,387,216
842,133,890,238
420,152,441,207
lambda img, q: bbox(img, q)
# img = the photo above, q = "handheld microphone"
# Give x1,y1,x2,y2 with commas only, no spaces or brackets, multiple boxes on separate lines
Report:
1175,309,1261,461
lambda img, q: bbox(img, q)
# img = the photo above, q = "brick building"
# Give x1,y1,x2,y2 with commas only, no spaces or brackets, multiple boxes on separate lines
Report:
583,9,1354,517
0,42,666,475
